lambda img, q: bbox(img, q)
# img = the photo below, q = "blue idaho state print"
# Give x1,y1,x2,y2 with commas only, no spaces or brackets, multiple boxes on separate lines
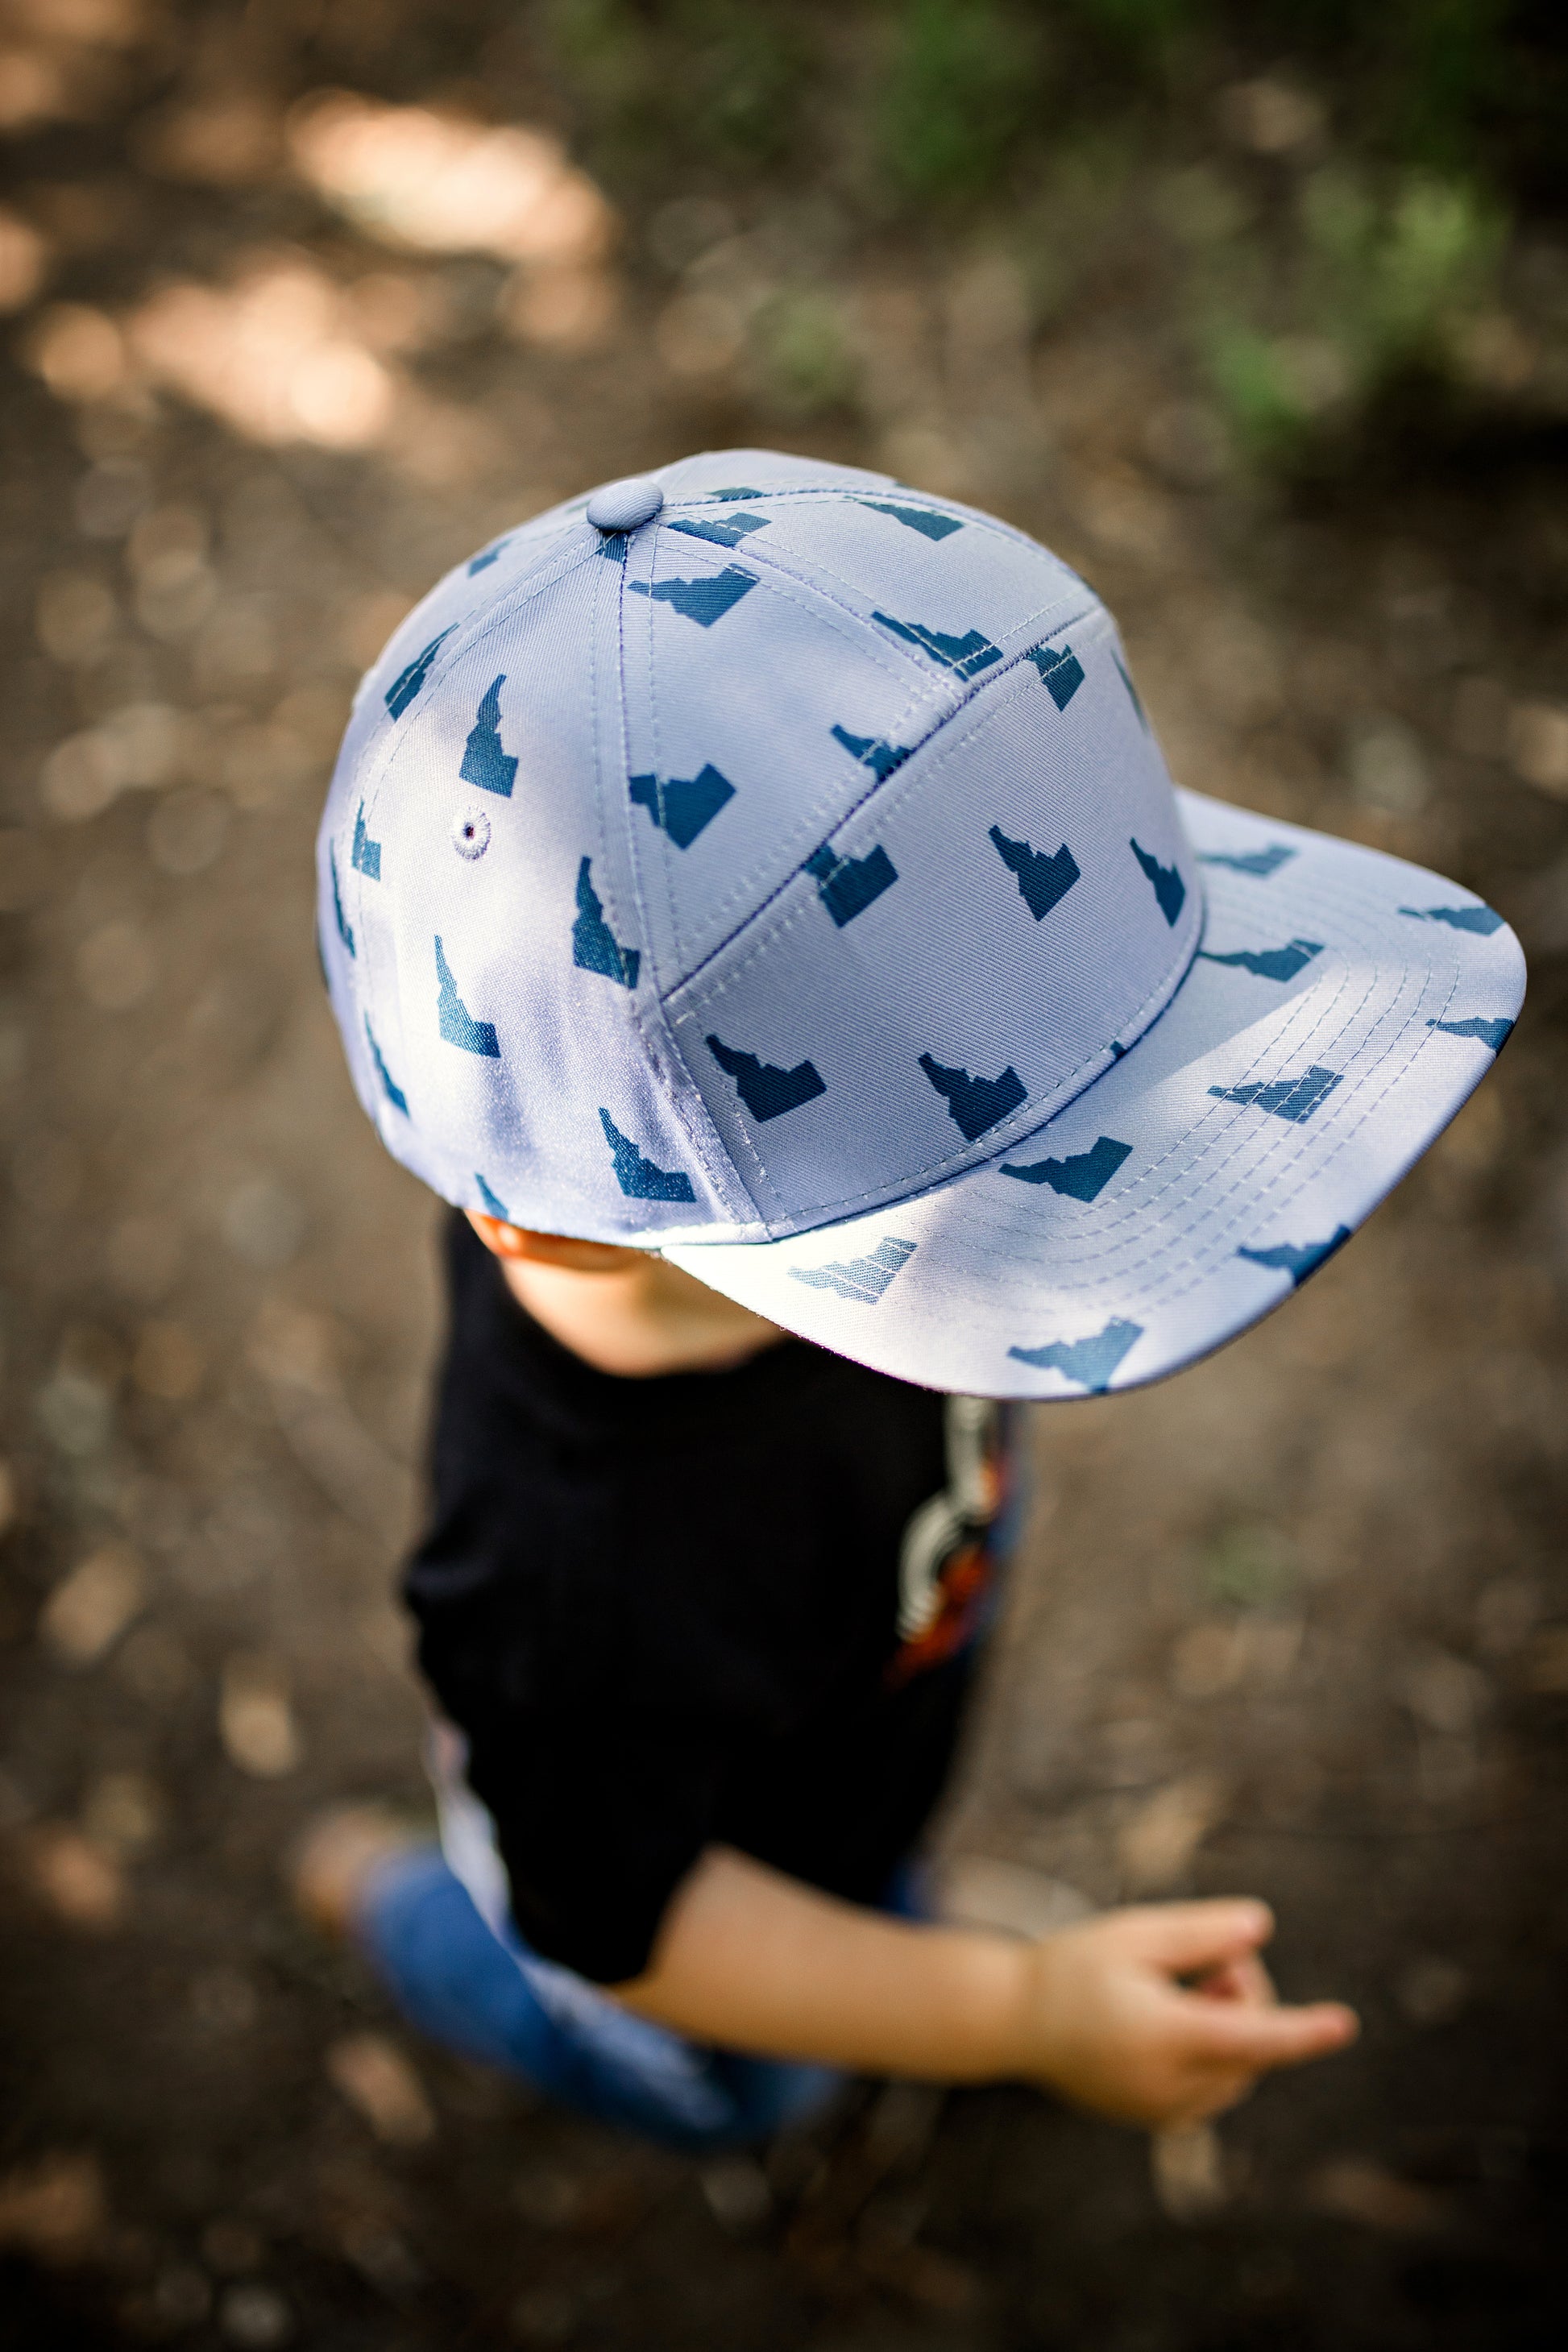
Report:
599,1110,695,1202
707,1035,827,1121
856,500,963,541
1401,904,1505,935
1199,938,1322,983
1209,1065,1341,1122
872,611,1002,678
460,677,518,797
1237,1227,1350,1286
330,850,354,956
351,803,382,881
1025,643,1085,710
668,512,769,550
1130,839,1185,924
1427,1014,1514,1051
628,765,734,849
571,858,640,989
919,1053,1026,1142
832,724,908,780
628,568,757,625
1008,1317,1143,1392
804,840,898,927
435,937,500,1058
1002,1135,1131,1199
365,1019,407,1114
791,1236,916,1302
1199,844,1295,877
989,825,1080,920
385,630,452,719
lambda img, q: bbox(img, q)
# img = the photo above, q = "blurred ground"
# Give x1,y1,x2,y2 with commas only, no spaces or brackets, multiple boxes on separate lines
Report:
2,6,1568,2349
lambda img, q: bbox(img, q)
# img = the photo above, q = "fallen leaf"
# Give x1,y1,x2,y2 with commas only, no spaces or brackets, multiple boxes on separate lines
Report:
326,2034,435,2148
39,1545,146,1665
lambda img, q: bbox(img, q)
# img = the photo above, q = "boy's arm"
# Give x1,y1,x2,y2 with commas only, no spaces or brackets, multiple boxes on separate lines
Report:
612,1844,1357,2130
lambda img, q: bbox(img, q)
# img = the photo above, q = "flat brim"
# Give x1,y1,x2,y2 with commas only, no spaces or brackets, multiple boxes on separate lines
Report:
662,790,1525,1399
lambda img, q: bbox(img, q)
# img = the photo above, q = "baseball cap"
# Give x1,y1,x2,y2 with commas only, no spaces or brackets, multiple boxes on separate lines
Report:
317,448,1524,1399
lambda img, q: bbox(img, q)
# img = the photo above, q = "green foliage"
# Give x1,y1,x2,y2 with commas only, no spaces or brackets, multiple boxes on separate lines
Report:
1204,1524,1294,1612
1200,165,1505,461
875,0,1047,205
541,0,811,179
752,288,859,416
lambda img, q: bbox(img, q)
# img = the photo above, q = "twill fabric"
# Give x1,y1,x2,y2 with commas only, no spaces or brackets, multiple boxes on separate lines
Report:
317,447,1526,1399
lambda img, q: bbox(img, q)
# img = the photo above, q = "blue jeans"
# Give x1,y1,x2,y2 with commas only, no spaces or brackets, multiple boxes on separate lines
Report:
357,1846,842,2152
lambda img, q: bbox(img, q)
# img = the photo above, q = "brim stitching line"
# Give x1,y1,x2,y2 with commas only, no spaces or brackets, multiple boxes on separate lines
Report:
915,865,1455,1312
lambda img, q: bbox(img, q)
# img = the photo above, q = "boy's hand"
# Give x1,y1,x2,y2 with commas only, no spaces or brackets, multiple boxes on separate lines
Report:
1017,1899,1357,2130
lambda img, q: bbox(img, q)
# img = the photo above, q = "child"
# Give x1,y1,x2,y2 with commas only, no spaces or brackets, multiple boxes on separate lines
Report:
303,450,1524,2152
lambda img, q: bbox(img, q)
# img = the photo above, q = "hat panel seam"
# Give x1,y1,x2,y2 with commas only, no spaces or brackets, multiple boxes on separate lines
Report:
633,533,964,970
972,861,1461,1308
663,599,1113,1000
606,533,761,1224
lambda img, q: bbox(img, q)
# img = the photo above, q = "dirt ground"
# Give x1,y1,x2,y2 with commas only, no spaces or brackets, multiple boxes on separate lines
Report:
2,23,1568,2350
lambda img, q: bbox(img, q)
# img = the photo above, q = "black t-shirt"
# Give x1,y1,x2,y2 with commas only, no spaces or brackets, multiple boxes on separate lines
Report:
404,1213,1008,1985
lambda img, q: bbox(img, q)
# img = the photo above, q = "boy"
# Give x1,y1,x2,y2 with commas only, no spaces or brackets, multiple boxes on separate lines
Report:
304,450,1523,2151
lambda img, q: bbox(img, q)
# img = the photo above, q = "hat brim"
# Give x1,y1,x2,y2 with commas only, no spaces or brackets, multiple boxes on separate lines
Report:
661,790,1525,1399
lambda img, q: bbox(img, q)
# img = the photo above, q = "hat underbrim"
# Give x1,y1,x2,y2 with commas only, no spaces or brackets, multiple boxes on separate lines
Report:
661,789,1525,1399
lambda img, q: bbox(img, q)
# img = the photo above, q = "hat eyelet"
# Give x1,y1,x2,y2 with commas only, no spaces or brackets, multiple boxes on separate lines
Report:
452,808,492,861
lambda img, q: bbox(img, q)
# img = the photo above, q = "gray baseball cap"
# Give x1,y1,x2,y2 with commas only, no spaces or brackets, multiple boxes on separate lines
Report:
317,448,1524,1397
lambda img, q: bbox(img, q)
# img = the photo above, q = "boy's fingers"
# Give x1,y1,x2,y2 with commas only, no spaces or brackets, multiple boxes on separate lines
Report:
1183,1997,1359,2073
1121,1899,1275,1973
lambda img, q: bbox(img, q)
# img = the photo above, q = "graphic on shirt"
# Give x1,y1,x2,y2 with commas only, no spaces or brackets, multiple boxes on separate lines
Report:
1427,1014,1514,1051
628,567,757,625
572,858,641,989
804,840,898,927
1001,1135,1132,1198
436,936,500,1058
919,1052,1026,1142
1198,843,1295,877
668,512,769,550
790,1234,915,1303
599,1110,696,1202
366,1018,408,1114
832,723,910,781
1400,903,1504,935
628,764,734,848
1130,837,1186,924
872,612,1002,679
1236,1226,1351,1286
461,677,519,798
857,499,964,541
1025,642,1085,709
1007,1315,1143,1391
352,803,382,880
330,849,354,956
1208,1064,1341,1122
385,629,453,719
887,1396,1007,1686
706,1035,827,1120
989,823,1081,919
1198,937,1323,983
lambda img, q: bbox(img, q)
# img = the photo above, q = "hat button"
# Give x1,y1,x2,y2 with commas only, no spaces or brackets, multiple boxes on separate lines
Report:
586,475,664,533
